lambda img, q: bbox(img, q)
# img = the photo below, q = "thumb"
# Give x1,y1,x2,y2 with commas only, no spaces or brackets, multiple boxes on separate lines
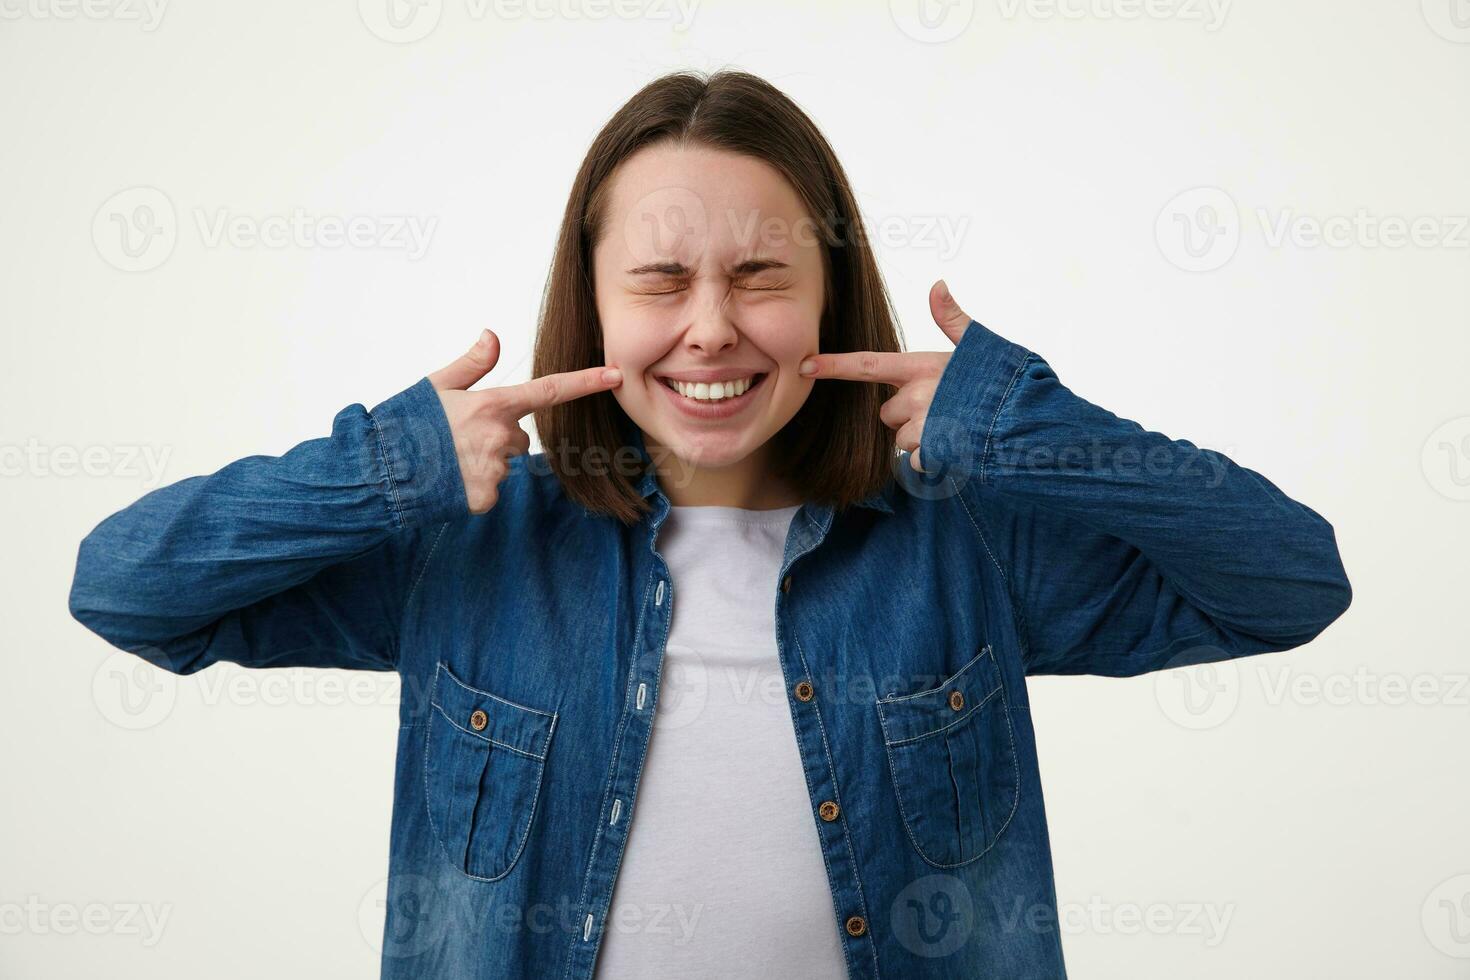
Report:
428,329,500,391
929,279,973,347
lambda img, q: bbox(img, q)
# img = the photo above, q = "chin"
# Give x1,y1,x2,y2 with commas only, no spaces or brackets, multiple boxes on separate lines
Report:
652,428,759,471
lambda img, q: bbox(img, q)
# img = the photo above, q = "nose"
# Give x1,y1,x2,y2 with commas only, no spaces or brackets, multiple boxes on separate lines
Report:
682,277,738,355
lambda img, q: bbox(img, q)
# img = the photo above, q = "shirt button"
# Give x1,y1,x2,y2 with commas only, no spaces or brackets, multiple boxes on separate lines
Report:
469,709,488,731
781,574,792,593
948,689,965,711
819,800,840,822
794,680,814,702
845,915,867,937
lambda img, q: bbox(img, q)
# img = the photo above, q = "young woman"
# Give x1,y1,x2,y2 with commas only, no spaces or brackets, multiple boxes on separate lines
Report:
69,70,1352,980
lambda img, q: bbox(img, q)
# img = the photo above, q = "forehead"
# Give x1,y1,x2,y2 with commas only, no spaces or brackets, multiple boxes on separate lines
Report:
598,143,819,266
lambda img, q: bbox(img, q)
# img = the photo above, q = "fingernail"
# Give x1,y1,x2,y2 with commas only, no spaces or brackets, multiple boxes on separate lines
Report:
937,279,952,302
602,368,622,384
477,329,490,348
799,358,817,375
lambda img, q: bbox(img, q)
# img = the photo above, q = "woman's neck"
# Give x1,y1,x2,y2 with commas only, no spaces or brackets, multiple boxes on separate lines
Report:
645,438,802,510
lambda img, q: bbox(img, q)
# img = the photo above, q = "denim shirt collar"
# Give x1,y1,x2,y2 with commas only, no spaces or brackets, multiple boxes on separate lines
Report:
626,425,895,526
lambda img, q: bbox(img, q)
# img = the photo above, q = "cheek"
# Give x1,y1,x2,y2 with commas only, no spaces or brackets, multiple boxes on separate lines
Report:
598,310,665,374
742,303,820,361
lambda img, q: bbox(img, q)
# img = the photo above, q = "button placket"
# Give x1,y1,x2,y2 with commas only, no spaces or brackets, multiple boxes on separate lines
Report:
566,509,693,978
776,543,878,974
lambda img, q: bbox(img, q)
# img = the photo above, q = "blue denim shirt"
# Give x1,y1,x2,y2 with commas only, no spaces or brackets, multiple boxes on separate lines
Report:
68,319,1351,979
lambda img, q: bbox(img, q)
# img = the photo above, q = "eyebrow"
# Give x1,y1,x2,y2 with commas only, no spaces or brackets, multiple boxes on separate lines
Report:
624,258,790,276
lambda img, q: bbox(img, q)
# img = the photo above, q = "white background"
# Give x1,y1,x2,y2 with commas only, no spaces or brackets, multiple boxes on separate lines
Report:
2,1,1467,977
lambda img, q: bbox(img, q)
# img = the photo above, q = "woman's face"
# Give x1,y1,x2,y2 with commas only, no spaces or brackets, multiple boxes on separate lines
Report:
592,143,826,472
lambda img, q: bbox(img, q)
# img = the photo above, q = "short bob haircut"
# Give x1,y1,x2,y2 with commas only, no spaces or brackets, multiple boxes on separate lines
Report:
531,68,904,526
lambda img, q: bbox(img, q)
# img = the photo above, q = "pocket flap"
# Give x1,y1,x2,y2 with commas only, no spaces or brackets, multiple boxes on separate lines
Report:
875,643,1002,746
430,662,556,760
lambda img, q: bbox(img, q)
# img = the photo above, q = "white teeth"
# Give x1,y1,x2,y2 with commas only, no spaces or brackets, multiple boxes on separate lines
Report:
667,375,755,401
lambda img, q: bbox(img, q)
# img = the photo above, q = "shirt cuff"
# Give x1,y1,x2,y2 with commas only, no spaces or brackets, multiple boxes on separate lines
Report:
917,319,1032,484
368,376,469,528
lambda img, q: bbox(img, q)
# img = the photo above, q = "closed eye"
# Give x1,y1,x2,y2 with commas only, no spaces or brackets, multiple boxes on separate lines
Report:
630,277,688,295
627,271,790,294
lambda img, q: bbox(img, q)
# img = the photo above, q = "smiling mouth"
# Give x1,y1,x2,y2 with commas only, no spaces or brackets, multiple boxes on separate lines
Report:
659,373,768,403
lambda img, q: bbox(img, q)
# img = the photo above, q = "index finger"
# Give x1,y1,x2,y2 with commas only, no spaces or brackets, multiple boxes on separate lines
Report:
801,350,922,385
498,366,623,417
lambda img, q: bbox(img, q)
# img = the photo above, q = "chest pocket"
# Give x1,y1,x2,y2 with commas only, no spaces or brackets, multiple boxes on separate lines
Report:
875,643,1019,868
424,661,557,882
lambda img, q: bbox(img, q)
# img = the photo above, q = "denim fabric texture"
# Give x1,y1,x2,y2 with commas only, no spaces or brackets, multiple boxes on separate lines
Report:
69,319,1352,979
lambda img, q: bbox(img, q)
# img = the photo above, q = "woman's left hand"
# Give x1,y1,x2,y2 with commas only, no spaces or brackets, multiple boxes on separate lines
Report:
798,278,973,473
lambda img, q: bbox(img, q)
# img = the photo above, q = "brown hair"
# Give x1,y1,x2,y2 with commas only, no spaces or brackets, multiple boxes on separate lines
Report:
531,68,903,525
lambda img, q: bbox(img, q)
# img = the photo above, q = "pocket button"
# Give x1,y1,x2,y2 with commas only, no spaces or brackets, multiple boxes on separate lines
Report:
948,690,964,711
469,708,488,731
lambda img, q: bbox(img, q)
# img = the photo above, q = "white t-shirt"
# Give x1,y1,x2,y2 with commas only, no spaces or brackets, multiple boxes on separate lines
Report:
593,503,848,979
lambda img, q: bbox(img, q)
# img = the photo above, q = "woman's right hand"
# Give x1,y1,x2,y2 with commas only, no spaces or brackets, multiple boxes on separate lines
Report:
429,329,623,514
